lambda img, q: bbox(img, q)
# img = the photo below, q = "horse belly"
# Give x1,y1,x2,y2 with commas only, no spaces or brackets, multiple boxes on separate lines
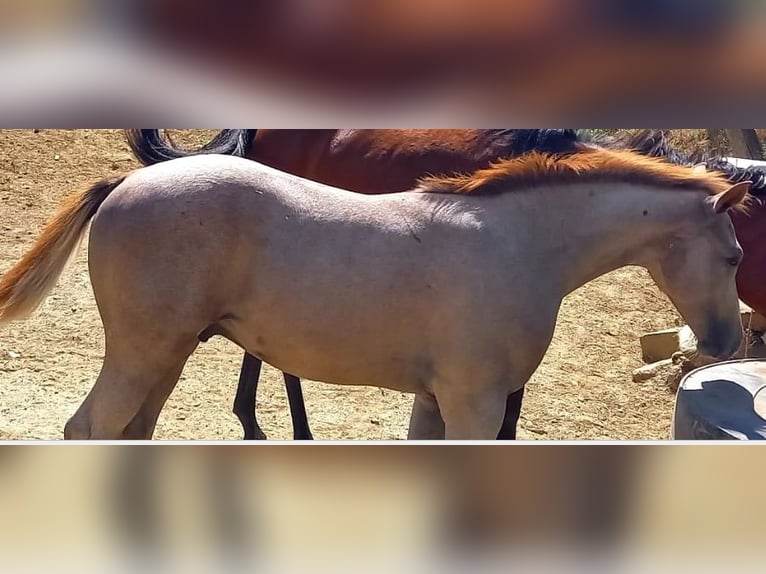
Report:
229,312,431,394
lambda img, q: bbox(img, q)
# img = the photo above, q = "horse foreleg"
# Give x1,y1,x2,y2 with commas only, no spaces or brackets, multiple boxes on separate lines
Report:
496,387,525,440
409,387,523,440
284,373,313,440
233,353,267,440
439,388,506,440
407,394,445,440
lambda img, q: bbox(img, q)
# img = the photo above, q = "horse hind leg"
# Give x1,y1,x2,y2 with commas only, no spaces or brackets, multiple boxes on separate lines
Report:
284,373,313,440
232,356,312,440
496,387,525,440
233,353,268,440
65,335,198,440
120,358,193,440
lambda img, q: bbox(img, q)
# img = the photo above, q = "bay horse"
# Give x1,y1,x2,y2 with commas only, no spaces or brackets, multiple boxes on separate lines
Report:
0,148,748,439
127,128,595,441
127,129,766,441
135,0,756,121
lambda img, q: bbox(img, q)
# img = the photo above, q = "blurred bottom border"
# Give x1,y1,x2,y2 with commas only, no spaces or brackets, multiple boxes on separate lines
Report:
0,444,763,574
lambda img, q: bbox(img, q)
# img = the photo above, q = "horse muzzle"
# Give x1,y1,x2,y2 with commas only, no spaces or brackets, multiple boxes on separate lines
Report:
698,330,743,361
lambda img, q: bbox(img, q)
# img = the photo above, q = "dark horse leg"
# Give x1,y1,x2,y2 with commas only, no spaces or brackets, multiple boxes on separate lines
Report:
496,387,525,440
233,353,267,440
284,373,314,440
112,447,164,565
233,353,314,440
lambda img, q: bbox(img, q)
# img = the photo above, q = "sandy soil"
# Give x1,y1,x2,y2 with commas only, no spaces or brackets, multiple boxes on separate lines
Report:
0,129,682,440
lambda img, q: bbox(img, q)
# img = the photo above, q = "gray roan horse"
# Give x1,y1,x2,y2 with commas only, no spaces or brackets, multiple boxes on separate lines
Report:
0,148,748,439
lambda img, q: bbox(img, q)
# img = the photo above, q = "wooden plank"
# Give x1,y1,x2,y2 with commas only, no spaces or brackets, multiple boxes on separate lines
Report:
725,129,764,160
706,129,725,150
640,328,681,363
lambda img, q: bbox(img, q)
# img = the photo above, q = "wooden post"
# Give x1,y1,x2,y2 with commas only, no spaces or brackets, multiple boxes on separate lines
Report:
706,129,725,150
725,129,764,160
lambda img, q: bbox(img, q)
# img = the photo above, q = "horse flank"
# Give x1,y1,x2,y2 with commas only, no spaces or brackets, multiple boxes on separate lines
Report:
0,175,127,324
416,147,739,203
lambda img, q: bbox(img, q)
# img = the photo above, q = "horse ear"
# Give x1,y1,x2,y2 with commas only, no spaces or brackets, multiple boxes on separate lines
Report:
691,163,707,175
711,181,752,213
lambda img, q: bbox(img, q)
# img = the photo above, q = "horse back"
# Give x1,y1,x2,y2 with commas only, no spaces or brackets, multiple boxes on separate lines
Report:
250,129,535,194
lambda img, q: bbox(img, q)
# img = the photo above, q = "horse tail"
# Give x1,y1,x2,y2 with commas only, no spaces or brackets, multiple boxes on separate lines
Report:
124,129,257,166
0,175,127,325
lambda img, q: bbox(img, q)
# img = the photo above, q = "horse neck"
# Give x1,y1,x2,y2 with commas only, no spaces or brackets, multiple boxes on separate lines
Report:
499,181,705,296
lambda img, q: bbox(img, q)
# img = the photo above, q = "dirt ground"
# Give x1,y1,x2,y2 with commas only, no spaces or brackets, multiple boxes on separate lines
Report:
0,129,684,440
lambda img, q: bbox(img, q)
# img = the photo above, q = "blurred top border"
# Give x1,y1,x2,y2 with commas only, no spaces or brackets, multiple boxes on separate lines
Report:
0,0,765,126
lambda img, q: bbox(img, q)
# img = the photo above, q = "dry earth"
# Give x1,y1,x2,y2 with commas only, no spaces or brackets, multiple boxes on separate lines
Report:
0,129,683,440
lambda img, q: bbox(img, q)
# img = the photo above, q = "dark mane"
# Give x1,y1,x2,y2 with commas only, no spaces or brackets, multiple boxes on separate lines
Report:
491,129,585,157
704,157,766,194
583,129,766,196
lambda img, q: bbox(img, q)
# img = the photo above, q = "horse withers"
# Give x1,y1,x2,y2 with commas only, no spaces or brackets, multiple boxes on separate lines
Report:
0,148,748,439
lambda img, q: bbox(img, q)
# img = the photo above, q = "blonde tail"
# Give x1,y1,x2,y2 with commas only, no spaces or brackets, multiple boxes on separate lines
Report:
0,175,126,324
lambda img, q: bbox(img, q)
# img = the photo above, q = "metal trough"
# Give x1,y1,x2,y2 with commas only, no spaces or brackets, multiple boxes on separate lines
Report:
672,359,766,440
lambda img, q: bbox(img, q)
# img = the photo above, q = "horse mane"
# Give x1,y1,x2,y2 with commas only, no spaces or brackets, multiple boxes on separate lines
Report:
584,129,766,197
416,147,738,202
703,157,766,196
491,129,584,156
